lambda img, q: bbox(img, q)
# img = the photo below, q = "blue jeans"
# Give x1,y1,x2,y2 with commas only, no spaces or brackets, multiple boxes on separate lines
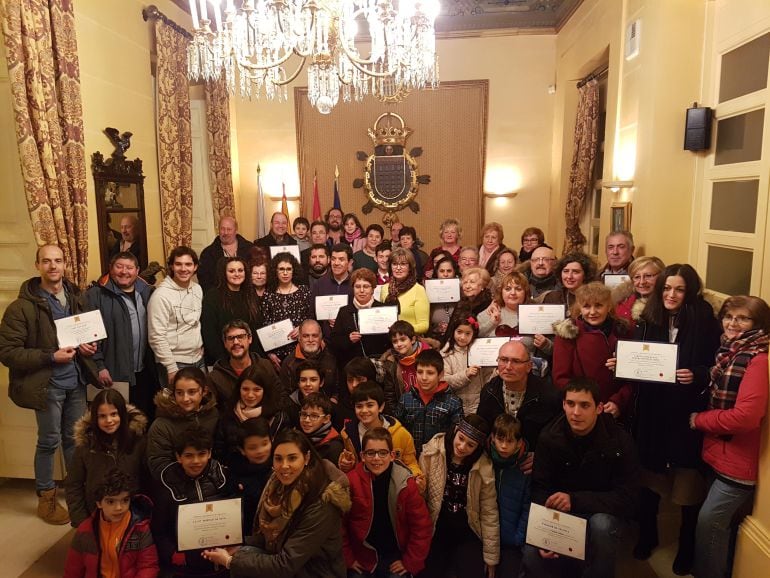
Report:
521,513,623,578
693,477,754,578
34,384,87,491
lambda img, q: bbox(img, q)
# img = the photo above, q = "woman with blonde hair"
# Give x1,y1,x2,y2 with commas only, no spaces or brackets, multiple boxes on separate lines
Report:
381,247,430,334
424,219,463,278
478,222,506,272
613,256,665,324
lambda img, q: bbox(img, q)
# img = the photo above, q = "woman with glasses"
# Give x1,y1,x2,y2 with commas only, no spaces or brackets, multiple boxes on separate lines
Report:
518,227,545,263
262,252,312,369
381,247,430,334
330,268,391,367
691,296,770,578
202,256,263,364
613,256,665,325
424,219,463,278
631,264,721,574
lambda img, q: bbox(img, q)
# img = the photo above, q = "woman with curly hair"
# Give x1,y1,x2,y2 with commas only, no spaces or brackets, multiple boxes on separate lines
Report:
539,252,598,312
203,429,351,577
201,256,263,364
262,252,312,368
478,222,506,273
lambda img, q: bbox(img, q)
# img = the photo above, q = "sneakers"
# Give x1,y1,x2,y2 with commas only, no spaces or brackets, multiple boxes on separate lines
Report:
37,487,70,525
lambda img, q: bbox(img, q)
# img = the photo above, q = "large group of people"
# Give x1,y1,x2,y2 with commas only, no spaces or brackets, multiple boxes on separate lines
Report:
0,211,766,578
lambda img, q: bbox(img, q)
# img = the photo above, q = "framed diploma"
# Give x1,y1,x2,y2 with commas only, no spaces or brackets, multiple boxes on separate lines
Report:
256,318,296,352
424,278,461,303
315,295,349,320
603,274,631,289
615,340,679,383
177,497,243,551
468,337,510,367
526,503,587,560
54,310,108,348
518,304,565,335
358,306,399,335
269,245,302,262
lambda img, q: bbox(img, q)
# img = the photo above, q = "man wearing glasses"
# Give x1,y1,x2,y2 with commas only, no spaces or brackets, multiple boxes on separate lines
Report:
526,246,560,298
478,340,561,472
207,320,281,407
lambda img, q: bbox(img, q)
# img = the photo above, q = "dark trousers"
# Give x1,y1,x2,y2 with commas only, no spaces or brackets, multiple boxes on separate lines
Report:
131,364,160,421
418,514,485,578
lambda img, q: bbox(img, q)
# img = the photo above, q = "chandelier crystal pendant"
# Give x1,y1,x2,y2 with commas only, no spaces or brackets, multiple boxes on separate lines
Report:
187,0,441,114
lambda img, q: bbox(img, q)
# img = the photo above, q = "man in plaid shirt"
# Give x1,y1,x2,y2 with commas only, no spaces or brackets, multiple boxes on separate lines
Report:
395,349,464,455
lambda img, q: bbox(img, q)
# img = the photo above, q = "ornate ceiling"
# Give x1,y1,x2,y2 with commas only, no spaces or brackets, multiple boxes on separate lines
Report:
437,0,585,35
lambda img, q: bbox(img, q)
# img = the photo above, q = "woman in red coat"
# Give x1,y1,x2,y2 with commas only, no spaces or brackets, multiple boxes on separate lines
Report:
691,296,770,578
552,282,633,419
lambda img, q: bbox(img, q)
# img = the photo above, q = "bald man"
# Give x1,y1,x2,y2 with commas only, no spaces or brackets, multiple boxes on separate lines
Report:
198,216,254,292
477,340,561,455
526,245,560,298
255,212,298,248
108,215,147,270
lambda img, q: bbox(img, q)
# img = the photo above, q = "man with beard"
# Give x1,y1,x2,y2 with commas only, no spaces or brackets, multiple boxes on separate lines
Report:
86,252,158,418
198,216,254,292
278,319,339,402
326,207,344,245
302,244,330,290
310,243,354,339
526,245,560,299
207,320,281,407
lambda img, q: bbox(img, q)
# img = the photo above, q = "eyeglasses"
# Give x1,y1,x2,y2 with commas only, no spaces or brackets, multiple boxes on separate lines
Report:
532,257,555,263
391,262,409,269
632,273,657,282
277,266,293,272
498,356,530,366
299,411,325,421
523,237,539,243
723,314,753,325
224,333,250,343
362,449,391,459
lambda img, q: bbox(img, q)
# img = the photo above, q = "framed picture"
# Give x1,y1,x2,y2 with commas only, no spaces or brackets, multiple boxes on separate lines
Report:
610,202,632,232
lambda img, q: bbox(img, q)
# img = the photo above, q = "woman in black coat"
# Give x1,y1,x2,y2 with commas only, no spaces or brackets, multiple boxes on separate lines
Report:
631,264,721,574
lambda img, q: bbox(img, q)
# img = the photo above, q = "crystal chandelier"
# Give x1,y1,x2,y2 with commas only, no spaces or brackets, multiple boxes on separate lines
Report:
187,1,441,114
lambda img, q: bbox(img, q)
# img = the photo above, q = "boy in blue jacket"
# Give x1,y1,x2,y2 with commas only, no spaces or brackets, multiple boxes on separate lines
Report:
490,413,531,575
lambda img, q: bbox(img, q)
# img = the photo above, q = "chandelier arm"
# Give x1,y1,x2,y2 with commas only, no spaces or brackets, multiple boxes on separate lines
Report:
273,55,307,85
337,37,396,78
235,48,295,71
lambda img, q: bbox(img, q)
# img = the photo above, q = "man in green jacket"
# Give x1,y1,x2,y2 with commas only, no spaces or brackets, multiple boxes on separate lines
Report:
0,245,97,524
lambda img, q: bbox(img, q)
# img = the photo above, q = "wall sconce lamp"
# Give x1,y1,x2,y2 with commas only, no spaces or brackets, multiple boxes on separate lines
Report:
483,191,518,198
602,180,634,193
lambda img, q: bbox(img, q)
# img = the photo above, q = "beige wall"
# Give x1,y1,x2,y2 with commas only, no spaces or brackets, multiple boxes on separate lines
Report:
75,0,191,281
233,34,556,248
553,0,705,263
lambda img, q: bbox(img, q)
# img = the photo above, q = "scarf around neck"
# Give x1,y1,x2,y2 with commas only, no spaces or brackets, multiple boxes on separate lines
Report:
235,402,262,422
258,476,304,552
345,228,363,244
708,328,769,410
385,269,417,305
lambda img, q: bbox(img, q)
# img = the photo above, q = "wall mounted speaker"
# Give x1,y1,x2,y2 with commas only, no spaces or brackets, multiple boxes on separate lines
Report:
684,104,713,151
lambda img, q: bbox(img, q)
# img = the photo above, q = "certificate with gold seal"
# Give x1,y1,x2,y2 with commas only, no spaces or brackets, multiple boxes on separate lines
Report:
177,497,243,551
526,503,587,560
615,340,679,383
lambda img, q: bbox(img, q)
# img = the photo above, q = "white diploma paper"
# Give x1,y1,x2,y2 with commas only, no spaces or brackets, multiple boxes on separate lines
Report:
518,304,565,335
177,497,243,551
424,278,461,303
87,381,129,402
615,340,679,383
269,245,302,262
315,294,349,320
468,337,511,367
526,503,587,560
54,310,107,348
256,318,296,352
603,274,631,289
373,284,384,302
358,306,399,335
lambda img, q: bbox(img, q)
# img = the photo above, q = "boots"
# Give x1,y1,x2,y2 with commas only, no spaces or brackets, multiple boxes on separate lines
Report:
633,488,660,560
37,487,70,525
673,504,700,575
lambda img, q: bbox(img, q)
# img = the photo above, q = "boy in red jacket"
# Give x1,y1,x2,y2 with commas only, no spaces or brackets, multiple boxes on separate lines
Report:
343,427,432,577
64,468,158,578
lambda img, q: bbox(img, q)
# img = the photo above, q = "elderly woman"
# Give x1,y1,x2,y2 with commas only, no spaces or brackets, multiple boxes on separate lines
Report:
330,268,391,367
478,222,506,272
613,256,665,324
539,252,598,313
488,248,518,296
424,219,463,278
443,266,492,342
381,247,430,334
691,296,770,578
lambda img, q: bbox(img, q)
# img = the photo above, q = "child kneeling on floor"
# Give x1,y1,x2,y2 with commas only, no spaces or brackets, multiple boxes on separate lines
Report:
64,468,159,578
